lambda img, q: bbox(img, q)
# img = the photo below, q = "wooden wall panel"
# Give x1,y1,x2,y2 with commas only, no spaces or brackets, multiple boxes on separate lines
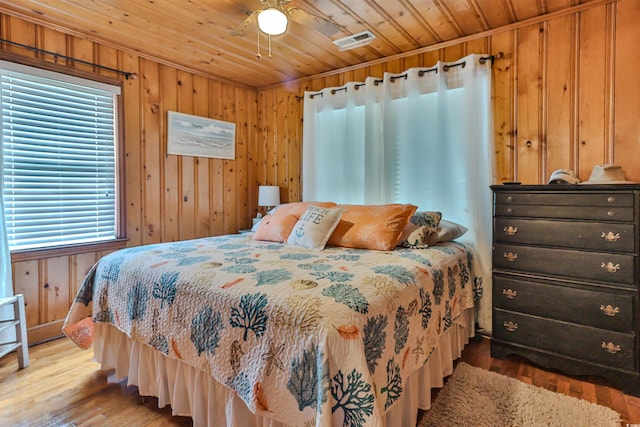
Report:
12,261,38,328
256,0,639,197
71,37,93,73
209,81,227,236
3,16,35,58
491,31,516,183
2,14,258,343
194,75,212,238
613,0,640,178
515,23,544,184
234,87,251,229
41,27,65,65
222,85,237,234
246,87,259,222
275,89,288,196
141,59,162,245
161,66,180,242
257,90,276,210
402,54,422,70
465,37,489,56
287,86,303,204
545,14,575,173
177,71,196,241
122,52,143,247
72,253,97,299
43,257,70,323
577,5,610,178
422,50,442,68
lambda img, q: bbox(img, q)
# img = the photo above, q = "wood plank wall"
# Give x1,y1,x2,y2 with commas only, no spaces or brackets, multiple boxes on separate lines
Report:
4,0,640,343
259,0,640,194
0,14,258,344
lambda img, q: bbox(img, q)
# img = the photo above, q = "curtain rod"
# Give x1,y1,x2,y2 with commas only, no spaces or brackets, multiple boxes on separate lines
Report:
306,52,503,99
0,38,138,80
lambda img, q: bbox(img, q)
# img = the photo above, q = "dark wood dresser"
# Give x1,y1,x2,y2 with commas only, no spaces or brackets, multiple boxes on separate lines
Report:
490,184,640,396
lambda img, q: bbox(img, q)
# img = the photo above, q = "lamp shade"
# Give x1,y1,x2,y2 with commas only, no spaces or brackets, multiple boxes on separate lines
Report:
258,185,280,207
257,8,288,35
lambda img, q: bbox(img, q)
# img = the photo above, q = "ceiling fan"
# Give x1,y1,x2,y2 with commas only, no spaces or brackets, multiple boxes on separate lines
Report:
231,0,340,59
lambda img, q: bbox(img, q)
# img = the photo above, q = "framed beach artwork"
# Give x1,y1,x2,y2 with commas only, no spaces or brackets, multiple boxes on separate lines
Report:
167,111,236,159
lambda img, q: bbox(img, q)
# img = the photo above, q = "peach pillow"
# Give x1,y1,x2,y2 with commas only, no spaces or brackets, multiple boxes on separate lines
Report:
327,204,418,251
253,214,299,243
253,201,337,243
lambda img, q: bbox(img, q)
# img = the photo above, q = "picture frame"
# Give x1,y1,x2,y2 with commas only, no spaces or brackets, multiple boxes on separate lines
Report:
167,111,236,159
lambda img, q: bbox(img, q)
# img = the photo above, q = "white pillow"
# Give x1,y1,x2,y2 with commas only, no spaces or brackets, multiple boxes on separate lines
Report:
426,220,468,244
287,205,343,250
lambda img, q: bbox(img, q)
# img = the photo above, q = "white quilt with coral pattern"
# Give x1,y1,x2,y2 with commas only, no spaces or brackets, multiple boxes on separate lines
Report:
63,234,481,427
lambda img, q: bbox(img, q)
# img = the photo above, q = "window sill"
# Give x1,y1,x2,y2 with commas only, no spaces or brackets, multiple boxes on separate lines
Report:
10,239,129,263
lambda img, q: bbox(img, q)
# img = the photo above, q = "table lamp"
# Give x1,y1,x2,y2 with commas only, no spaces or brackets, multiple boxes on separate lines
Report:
258,185,280,215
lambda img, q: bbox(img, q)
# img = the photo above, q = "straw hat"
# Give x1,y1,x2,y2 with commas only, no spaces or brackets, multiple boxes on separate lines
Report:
580,164,635,185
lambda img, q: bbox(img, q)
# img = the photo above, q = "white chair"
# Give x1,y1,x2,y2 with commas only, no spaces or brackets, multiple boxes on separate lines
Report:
0,294,29,369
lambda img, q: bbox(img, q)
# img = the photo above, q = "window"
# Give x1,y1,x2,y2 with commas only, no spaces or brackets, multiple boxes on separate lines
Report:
303,56,495,333
0,61,122,252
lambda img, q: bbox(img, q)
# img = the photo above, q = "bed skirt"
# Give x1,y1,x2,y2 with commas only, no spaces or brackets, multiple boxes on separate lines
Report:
93,308,475,427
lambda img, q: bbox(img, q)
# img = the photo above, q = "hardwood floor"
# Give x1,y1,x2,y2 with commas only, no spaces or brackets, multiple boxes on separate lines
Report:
0,337,192,426
1,335,639,426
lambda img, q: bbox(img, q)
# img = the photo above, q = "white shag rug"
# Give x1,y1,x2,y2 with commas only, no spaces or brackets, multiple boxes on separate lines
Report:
417,362,621,427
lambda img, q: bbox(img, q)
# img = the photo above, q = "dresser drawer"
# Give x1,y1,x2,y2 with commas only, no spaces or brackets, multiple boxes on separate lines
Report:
495,192,634,207
493,243,636,286
494,218,635,252
493,275,635,332
494,204,634,222
493,309,637,370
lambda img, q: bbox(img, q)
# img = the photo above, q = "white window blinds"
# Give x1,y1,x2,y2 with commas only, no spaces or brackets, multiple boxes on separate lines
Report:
1,62,121,251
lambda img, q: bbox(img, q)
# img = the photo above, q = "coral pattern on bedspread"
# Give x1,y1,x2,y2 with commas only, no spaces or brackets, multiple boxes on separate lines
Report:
63,234,481,427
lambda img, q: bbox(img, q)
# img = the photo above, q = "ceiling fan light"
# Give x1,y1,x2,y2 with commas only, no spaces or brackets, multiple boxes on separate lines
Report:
258,8,288,35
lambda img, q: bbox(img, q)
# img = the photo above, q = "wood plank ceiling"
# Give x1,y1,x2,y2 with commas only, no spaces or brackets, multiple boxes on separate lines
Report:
0,0,593,88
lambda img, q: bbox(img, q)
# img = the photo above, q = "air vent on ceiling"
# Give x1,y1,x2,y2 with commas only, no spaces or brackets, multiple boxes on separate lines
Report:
332,31,376,51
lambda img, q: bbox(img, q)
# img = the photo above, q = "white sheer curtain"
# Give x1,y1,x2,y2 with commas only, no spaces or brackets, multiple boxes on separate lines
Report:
0,128,15,343
303,54,494,331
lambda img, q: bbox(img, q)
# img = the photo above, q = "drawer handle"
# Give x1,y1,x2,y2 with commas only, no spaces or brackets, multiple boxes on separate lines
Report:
607,211,615,217
507,196,514,202
601,231,621,242
601,341,621,354
600,304,620,317
503,252,518,262
503,226,518,236
601,262,620,273
502,289,517,299
503,321,518,332
607,196,615,203
506,208,513,214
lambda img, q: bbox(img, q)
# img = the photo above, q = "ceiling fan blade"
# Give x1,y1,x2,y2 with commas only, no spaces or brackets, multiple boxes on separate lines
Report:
231,10,259,37
287,7,340,37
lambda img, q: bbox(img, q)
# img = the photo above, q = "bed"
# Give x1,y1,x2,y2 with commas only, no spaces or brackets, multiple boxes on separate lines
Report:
63,203,481,427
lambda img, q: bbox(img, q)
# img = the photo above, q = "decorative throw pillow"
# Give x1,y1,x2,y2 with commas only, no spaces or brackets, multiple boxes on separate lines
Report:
425,219,468,244
253,201,337,242
252,214,299,243
287,205,343,250
327,204,418,251
410,211,443,229
250,206,279,232
398,211,442,248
